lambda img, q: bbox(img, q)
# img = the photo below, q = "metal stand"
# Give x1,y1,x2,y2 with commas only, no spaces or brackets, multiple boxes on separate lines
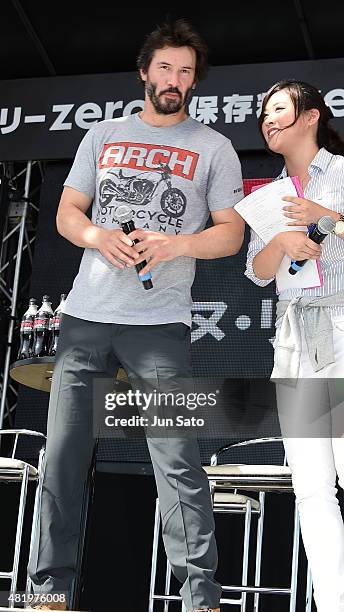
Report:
0,160,43,429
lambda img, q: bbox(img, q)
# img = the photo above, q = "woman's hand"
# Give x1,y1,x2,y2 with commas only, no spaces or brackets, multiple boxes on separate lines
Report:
282,196,330,226
275,231,322,260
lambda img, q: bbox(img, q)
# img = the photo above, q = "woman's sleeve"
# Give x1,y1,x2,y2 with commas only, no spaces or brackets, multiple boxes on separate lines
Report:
244,228,275,287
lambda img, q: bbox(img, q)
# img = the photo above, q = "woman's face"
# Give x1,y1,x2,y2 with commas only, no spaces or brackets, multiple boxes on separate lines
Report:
261,89,307,155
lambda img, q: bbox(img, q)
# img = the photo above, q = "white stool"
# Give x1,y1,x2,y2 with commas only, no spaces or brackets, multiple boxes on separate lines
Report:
148,437,304,612
149,491,261,612
205,437,301,612
0,429,46,609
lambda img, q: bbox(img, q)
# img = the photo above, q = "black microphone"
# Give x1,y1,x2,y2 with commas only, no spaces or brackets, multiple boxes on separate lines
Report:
288,215,336,275
115,204,153,290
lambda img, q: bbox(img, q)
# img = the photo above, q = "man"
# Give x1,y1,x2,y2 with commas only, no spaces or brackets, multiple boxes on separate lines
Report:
28,19,244,612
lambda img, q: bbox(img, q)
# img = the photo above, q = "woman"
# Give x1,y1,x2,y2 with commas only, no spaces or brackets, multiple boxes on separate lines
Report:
245,79,344,611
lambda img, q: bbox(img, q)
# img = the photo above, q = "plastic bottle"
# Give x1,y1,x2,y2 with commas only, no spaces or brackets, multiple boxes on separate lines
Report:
49,293,67,356
33,295,53,357
17,298,38,360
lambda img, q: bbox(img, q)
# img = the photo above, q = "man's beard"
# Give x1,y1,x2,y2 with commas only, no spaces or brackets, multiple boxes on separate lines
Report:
146,80,193,115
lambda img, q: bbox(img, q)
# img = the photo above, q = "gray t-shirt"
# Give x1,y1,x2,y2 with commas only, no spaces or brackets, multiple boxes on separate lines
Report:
63,113,243,326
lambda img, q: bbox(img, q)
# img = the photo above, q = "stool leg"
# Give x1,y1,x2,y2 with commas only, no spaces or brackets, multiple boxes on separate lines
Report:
164,560,172,612
9,464,29,609
149,499,161,612
253,492,265,612
305,563,313,612
240,499,252,612
26,448,45,600
289,501,300,612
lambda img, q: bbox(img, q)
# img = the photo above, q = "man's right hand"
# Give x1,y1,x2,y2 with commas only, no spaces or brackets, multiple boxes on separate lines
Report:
94,228,140,269
275,231,322,261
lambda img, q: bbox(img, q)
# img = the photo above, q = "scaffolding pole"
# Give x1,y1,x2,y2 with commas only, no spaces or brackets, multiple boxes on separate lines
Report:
0,161,32,429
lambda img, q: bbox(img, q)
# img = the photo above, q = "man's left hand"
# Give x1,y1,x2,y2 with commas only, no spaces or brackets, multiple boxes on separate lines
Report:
128,229,182,275
282,196,329,226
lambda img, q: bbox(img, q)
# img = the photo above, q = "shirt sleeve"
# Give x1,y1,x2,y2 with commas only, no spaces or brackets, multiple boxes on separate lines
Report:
207,139,243,211
245,228,275,287
63,126,97,199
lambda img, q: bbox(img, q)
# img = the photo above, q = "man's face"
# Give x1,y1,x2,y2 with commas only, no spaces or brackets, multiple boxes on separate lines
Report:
140,46,196,115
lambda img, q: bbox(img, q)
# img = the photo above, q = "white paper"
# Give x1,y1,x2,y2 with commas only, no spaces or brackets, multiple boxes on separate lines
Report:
235,177,322,290
234,177,307,243
275,255,322,292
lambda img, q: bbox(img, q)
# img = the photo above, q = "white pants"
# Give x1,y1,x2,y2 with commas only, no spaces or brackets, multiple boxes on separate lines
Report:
275,316,344,612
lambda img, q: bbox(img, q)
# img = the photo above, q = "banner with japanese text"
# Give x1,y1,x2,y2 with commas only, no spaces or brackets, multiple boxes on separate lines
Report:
1,58,344,160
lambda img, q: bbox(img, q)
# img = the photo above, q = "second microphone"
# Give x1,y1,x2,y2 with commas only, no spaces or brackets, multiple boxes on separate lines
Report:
288,215,336,275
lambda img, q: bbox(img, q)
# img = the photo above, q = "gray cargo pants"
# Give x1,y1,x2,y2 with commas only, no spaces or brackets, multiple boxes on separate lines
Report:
28,314,221,610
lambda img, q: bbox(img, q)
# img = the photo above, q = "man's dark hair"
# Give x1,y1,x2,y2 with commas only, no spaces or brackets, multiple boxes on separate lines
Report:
137,19,208,83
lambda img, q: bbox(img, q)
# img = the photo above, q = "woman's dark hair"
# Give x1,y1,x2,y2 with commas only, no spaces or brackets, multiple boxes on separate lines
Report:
258,79,344,156
136,19,208,83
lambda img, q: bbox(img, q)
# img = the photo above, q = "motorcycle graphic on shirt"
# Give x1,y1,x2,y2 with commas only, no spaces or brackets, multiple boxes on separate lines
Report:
99,163,187,218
